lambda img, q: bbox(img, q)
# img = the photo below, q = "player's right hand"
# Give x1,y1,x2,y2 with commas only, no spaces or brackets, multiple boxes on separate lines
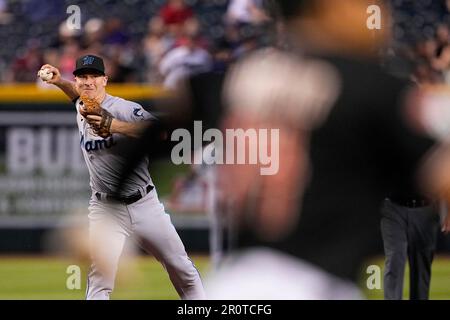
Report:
37,64,62,85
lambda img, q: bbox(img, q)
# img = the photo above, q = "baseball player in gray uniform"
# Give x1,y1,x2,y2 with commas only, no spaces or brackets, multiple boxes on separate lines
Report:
38,55,205,300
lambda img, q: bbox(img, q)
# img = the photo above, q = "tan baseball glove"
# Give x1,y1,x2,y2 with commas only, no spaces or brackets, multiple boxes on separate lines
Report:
79,94,113,138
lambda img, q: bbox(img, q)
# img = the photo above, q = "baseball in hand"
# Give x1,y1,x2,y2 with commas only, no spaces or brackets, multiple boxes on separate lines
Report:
38,68,54,81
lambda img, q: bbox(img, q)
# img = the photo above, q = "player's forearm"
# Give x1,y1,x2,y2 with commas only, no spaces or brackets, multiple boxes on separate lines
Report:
110,120,150,138
54,79,79,101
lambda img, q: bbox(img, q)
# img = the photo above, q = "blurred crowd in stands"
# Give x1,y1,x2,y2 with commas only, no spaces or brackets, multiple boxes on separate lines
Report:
375,0,450,85
3,0,450,87
0,0,276,87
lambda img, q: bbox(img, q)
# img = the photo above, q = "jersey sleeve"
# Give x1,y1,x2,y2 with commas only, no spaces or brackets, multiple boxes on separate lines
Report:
119,100,156,122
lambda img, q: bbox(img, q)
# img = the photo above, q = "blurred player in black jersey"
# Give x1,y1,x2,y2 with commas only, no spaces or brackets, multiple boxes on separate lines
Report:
117,0,450,299
205,0,449,299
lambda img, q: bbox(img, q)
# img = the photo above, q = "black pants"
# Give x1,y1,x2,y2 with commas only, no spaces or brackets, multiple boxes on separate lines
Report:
380,199,439,300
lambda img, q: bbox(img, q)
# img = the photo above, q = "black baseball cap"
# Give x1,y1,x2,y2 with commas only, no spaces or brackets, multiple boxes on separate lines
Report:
73,54,105,76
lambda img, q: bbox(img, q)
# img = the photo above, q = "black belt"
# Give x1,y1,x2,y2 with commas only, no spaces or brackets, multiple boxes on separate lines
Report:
390,198,431,208
95,185,154,205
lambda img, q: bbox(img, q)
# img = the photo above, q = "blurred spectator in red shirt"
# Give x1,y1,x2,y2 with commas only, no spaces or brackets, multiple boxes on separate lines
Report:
160,0,193,25
159,0,194,38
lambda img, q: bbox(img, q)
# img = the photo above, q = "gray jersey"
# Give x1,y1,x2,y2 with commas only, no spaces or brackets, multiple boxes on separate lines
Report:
75,94,154,196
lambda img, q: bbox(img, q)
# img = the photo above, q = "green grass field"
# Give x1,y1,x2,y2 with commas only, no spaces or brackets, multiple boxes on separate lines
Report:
0,255,449,299
0,255,210,300
362,256,450,300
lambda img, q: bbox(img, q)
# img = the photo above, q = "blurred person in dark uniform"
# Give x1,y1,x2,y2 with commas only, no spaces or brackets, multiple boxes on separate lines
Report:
381,67,446,301
381,192,440,300
206,0,448,298
115,0,450,299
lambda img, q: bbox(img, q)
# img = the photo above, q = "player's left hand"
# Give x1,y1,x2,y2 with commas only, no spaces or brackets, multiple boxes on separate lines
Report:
86,114,103,128
86,114,114,138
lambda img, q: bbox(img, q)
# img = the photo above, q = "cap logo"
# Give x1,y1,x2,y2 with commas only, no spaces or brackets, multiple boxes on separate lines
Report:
82,56,95,66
